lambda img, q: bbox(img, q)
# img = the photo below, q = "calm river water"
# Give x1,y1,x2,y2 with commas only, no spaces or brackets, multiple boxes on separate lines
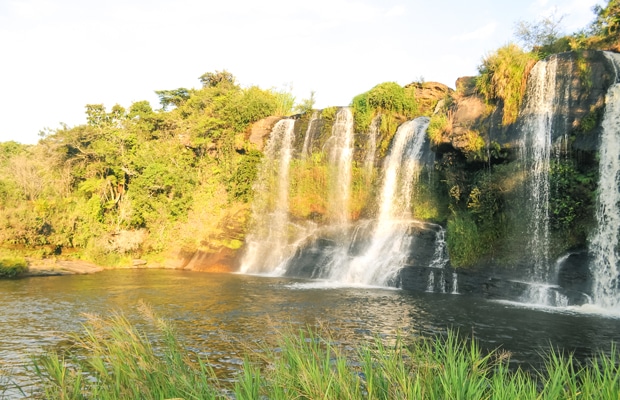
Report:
1,269,620,397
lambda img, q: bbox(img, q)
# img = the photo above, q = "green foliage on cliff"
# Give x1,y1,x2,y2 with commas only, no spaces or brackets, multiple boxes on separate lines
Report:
351,82,418,151
582,0,620,51
476,44,536,126
0,72,294,263
427,113,451,146
549,158,598,250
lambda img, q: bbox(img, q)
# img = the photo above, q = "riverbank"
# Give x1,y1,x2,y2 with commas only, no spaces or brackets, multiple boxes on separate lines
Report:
23,259,104,277
0,252,233,279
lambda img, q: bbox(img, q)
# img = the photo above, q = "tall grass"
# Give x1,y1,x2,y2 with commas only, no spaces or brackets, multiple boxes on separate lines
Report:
31,302,221,400
29,305,620,399
476,44,537,126
0,255,27,277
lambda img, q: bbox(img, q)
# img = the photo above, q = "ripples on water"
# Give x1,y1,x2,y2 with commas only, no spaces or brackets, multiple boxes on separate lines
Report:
1,270,620,397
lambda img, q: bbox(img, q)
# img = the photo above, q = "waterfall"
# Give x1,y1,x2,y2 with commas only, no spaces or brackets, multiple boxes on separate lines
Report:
452,272,459,294
429,227,448,269
516,55,575,307
426,271,435,292
327,108,355,225
364,115,381,182
328,117,431,285
520,57,557,283
588,52,620,311
301,111,319,160
239,119,297,274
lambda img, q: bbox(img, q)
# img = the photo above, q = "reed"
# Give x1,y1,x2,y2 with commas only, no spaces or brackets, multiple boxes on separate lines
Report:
31,302,221,400
29,306,620,399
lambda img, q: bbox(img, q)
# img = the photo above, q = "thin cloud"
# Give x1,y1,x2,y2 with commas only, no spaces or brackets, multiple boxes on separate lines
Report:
385,5,406,17
526,0,600,30
7,0,57,20
452,22,498,42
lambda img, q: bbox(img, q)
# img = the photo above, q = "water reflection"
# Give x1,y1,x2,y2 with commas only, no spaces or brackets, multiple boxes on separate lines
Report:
1,270,620,396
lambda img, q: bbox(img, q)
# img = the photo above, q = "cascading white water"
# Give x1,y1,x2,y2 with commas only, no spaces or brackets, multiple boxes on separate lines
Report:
239,119,296,274
425,226,449,293
520,57,558,283
588,52,620,311
327,108,354,225
328,117,431,285
452,272,459,294
428,227,448,269
364,115,381,182
301,111,319,160
426,271,435,292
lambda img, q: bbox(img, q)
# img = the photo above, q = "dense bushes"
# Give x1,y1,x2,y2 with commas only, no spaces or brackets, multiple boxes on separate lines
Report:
0,72,293,263
351,82,418,134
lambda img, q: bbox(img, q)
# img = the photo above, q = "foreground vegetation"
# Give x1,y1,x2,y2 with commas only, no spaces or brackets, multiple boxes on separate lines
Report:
13,305,619,399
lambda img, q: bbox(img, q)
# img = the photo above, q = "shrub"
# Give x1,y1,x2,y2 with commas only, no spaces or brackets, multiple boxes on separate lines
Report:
476,44,537,126
0,256,28,277
427,113,452,145
350,82,418,133
446,212,482,267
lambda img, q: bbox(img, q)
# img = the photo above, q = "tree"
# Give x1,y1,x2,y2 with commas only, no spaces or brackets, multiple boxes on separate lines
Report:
514,11,565,51
296,91,316,114
199,70,236,88
591,0,620,43
155,88,190,110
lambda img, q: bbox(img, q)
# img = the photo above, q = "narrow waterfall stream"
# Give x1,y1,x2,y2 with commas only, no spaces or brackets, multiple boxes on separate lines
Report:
364,115,381,182
301,111,319,160
239,119,297,274
328,117,433,286
327,108,354,225
588,52,620,311
521,57,556,285
518,56,571,305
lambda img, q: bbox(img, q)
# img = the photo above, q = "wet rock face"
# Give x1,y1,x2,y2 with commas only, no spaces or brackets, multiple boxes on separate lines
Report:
398,258,592,306
556,251,592,294
449,50,616,153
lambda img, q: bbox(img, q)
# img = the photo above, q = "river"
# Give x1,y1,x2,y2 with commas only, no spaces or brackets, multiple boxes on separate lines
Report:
1,269,620,398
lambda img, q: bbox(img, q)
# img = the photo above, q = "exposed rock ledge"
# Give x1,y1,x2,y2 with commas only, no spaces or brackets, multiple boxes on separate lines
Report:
24,260,104,277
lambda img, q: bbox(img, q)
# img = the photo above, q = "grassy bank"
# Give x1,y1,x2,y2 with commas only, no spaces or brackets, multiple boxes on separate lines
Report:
17,304,620,399
0,254,27,278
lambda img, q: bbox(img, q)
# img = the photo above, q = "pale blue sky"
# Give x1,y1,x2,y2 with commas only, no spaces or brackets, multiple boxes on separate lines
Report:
0,0,603,144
